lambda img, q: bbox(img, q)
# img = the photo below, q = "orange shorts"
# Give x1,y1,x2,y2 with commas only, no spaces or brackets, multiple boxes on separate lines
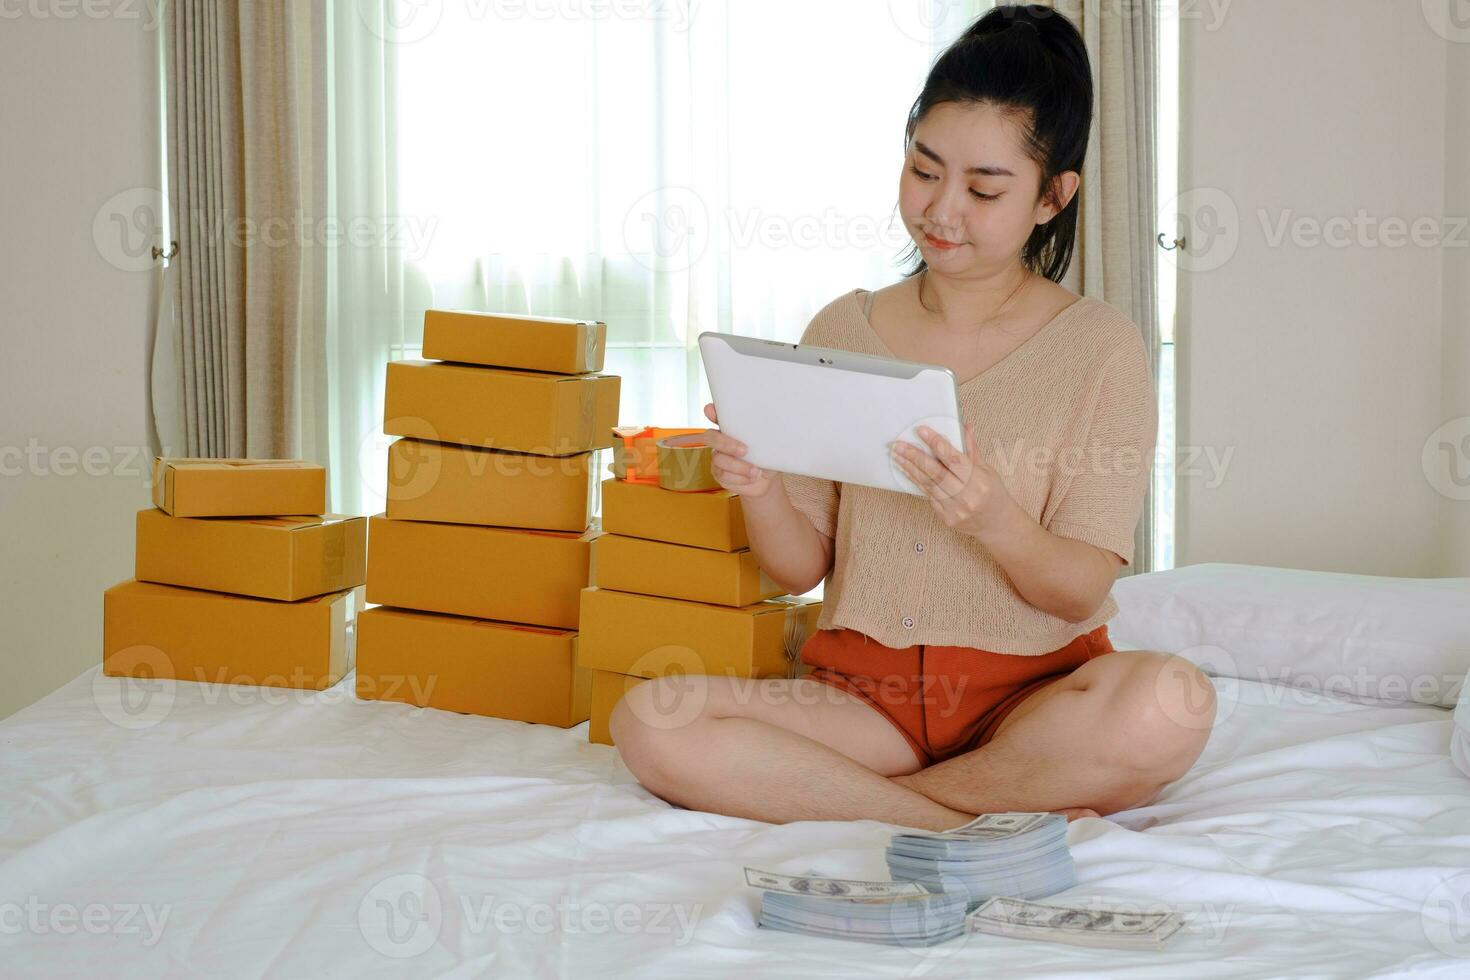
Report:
799,625,1115,767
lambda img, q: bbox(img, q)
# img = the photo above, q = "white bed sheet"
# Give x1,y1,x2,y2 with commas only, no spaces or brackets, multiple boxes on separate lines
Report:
2,655,1468,978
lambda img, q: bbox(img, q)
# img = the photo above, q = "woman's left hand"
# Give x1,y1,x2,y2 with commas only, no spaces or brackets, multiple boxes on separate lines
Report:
890,423,1019,542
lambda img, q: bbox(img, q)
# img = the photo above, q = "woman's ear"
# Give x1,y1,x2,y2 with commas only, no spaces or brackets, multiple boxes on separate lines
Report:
1038,170,1081,224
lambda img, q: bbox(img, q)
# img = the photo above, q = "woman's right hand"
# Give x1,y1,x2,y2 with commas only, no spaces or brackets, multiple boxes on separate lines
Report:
702,402,776,499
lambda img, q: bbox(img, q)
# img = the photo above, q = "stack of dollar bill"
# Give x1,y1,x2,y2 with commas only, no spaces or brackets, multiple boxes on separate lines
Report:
967,896,1185,949
745,869,968,946
885,811,1075,903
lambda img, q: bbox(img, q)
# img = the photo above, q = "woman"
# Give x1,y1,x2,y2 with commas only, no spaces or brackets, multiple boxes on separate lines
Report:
611,4,1215,830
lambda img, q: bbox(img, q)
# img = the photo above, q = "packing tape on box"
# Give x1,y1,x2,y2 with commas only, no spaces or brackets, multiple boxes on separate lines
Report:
580,388,598,451
323,521,346,581
766,596,812,679
654,434,719,492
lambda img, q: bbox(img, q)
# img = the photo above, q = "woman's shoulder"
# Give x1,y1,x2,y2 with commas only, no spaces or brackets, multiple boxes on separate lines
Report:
799,288,869,345
1060,292,1150,365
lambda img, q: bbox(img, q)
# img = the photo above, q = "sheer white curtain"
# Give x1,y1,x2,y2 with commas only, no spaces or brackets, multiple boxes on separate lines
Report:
327,0,990,516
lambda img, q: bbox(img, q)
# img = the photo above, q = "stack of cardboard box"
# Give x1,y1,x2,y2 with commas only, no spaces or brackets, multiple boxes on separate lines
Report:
103,459,367,691
576,457,824,746
355,310,621,728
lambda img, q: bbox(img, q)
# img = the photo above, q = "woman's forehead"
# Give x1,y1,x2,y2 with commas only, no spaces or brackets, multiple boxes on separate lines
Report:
912,102,1033,174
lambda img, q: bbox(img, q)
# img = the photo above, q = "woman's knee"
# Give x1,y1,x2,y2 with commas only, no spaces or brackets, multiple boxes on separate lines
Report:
1090,651,1216,777
608,675,728,779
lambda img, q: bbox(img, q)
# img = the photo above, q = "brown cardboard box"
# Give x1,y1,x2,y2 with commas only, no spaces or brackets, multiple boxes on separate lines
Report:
576,586,820,679
385,438,596,532
366,514,598,628
592,533,783,607
355,606,591,727
383,360,620,456
151,458,327,517
599,478,748,552
102,580,355,690
422,310,607,374
135,509,366,600
589,669,643,745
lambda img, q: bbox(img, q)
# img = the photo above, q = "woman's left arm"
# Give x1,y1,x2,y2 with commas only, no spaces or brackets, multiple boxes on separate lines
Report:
972,503,1124,623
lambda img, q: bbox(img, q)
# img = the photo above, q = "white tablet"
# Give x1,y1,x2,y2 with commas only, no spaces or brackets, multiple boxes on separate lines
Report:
697,331,964,497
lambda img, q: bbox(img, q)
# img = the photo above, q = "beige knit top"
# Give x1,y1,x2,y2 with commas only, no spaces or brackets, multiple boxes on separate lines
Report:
780,287,1158,654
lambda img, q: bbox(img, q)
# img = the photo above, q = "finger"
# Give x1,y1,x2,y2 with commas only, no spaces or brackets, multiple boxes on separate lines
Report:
895,439,961,496
704,402,719,424
704,428,746,456
918,426,970,480
892,444,941,497
713,455,761,481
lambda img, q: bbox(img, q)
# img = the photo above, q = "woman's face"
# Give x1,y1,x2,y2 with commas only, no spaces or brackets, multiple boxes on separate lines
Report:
898,101,1072,276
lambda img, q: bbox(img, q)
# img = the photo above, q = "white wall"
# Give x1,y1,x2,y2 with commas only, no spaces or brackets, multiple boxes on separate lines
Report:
1444,33,1470,575
1176,0,1460,577
0,10,160,719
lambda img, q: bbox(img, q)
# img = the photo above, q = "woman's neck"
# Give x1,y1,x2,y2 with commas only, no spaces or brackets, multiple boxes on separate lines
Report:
915,264,1035,332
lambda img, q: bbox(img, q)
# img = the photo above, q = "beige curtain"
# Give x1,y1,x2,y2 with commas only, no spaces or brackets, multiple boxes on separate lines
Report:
1035,0,1161,575
159,0,329,461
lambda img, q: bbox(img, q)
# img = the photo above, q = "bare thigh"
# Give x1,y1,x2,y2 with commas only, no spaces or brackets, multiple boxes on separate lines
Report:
618,674,924,777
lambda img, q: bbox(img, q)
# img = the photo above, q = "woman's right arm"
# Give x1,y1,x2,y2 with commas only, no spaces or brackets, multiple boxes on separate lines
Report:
739,490,834,596
700,401,833,595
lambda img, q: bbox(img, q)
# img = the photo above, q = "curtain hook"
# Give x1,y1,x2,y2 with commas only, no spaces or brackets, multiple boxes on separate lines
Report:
153,241,179,262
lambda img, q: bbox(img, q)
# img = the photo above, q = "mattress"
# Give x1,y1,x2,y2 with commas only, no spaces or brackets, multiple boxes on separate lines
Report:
2,647,1467,977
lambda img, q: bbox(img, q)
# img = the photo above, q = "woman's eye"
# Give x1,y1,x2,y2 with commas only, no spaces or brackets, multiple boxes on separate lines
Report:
910,165,997,201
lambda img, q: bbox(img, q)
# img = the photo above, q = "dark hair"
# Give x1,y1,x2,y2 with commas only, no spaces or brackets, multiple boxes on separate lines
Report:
897,3,1093,284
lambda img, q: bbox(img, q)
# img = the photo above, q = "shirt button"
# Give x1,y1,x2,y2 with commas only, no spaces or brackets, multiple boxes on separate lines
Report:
902,616,915,629
914,541,925,553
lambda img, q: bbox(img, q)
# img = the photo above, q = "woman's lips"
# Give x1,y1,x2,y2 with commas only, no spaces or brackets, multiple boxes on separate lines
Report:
924,232,963,250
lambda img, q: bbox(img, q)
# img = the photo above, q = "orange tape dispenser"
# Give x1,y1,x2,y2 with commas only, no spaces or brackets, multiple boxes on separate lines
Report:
609,426,721,492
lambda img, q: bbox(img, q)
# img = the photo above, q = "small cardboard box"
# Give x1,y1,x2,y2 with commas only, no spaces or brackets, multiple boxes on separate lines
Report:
366,514,598,629
385,438,596,532
103,580,355,690
576,587,820,679
422,310,607,374
135,509,366,601
151,458,327,517
383,360,620,456
592,533,783,607
355,606,591,727
589,669,643,745
599,478,748,552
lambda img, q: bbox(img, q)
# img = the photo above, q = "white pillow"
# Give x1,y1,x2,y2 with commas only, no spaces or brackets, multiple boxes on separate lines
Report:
1109,563,1470,708
1454,673,1470,778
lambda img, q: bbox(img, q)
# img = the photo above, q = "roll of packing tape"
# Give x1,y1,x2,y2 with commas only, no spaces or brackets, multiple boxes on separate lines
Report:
655,434,719,492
